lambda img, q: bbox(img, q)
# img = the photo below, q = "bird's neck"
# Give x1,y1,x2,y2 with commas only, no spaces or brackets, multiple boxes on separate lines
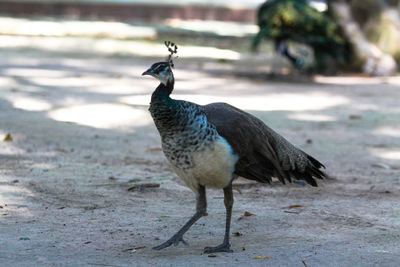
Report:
151,79,174,102
149,79,180,135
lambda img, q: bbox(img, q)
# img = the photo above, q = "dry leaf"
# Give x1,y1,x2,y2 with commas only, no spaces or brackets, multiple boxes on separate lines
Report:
244,211,254,216
254,256,272,259
146,147,162,152
237,211,255,221
3,133,13,142
248,188,259,194
123,157,152,165
127,183,160,192
233,187,242,194
232,232,243,236
288,205,305,209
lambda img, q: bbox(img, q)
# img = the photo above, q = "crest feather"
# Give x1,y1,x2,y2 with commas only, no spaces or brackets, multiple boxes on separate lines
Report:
164,41,178,68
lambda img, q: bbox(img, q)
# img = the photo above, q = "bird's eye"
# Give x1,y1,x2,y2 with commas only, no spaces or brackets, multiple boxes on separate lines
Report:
154,64,168,73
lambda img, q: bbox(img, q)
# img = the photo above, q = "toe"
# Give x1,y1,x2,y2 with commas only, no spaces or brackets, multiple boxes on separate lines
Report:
203,244,233,253
153,242,170,250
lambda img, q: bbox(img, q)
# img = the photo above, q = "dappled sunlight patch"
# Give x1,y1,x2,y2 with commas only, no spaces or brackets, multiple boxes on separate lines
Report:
0,77,17,89
352,103,381,111
86,84,147,95
120,95,150,106
31,162,58,170
3,68,71,78
180,46,240,60
288,113,336,122
30,76,113,88
176,77,230,91
48,103,152,129
6,95,52,111
0,35,240,60
165,19,258,37
373,127,400,138
94,40,241,60
371,149,400,161
0,184,34,218
0,17,156,39
314,75,400,85
121,92,349,112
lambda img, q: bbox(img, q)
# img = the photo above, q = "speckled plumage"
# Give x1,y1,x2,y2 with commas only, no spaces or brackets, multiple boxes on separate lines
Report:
149,82,238,191
146,62,325,188
143,58,326,253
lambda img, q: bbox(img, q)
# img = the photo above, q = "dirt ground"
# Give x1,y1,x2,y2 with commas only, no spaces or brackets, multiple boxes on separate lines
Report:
1,39,400,267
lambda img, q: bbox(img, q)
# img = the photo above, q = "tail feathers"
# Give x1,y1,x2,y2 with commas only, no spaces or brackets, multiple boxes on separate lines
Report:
293,155,326,187
237,152,326,187
282,155,326,187
307,154,326,169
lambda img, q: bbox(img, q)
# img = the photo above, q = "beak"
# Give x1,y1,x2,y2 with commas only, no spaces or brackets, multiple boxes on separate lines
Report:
142,68,153,76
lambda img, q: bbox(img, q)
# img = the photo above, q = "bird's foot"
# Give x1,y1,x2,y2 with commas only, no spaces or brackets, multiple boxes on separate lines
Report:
203,242,233,253
152,234,188,250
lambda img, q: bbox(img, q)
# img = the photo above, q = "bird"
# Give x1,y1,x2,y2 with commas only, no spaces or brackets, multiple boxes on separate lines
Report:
142,41,326,254
252,0,347,72
275,40,304,69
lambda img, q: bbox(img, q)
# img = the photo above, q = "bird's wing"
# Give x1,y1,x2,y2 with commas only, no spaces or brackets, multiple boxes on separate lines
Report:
204,102,325,186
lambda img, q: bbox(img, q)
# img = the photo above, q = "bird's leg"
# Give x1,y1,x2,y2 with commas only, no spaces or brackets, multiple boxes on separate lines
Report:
153,184,207,250
204,183,234,253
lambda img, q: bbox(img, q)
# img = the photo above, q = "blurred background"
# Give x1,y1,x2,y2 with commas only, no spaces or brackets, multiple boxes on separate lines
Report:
0,0,399,75
1,1,400,266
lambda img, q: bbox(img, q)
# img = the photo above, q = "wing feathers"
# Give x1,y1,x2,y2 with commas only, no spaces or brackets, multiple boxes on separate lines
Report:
204,102,326,186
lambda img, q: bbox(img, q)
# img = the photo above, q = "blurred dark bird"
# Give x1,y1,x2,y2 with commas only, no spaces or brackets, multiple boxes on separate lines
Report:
252,0,347,71
142,41,326,253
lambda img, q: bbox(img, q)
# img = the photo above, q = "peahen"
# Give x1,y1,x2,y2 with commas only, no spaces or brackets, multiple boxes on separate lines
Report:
142,41,326,253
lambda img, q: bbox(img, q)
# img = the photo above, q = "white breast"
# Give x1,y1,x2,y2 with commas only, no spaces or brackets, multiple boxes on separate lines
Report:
171,136,238,193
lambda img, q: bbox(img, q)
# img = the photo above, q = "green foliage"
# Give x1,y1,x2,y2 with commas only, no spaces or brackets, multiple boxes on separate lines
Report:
252,0,347,71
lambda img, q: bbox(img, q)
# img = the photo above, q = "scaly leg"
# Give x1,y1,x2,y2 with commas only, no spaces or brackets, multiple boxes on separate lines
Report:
153,184,207,250
203,183,234,253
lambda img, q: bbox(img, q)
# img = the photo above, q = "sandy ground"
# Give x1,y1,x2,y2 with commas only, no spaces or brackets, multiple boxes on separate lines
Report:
1,41,400,267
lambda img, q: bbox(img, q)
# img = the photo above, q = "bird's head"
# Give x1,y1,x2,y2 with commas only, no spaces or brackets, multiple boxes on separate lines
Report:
142,41,177,87
142,61,174,86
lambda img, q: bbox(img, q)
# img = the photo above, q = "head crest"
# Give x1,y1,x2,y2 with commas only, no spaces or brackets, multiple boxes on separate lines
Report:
164,41,178,68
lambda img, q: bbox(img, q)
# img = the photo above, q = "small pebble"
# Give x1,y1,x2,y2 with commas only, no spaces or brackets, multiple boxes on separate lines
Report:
349,114,362,120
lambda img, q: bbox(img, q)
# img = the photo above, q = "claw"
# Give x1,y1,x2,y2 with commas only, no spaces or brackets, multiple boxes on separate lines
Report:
152,241,171,250
203,243,233,254
153,235,188,250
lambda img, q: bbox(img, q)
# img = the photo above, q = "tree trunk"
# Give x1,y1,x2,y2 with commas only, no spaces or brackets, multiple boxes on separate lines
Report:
329,0,397,76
